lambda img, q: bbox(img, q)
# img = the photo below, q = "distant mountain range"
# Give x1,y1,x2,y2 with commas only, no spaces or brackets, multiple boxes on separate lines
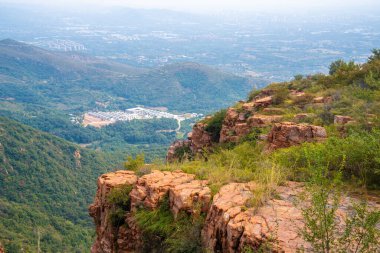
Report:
0,39,255,113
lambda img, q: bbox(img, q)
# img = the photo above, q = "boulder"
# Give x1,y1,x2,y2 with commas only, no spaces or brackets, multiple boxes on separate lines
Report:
267,122,327,150
253,96,273,108
334,115,354,125
169,179,212,218
89,170,138,253
247,115,283,127
313,96,333,104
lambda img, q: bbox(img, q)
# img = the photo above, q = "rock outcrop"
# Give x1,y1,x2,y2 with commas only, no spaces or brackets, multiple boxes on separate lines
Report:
202,182,311,253
202,182,256,252
188,123,213,153
130,170,196,210
89,171,138,253
166,140,191,163
90,170,380,253
169,179,212,218
220,108,251,143
267,122,327,150
334,115,354,125
0,244,4,253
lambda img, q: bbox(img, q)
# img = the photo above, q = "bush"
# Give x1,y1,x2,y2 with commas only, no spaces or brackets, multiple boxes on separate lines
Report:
107,184,133,226
272,129,380,188
124,153,145,171
134,196,204,253
204,109,227,142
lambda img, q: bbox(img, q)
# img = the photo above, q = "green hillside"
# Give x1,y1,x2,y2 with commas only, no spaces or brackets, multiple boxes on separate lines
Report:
0,116,117,252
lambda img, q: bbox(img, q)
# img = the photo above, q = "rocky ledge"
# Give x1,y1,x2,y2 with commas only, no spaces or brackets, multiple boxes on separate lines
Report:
89,170,378,253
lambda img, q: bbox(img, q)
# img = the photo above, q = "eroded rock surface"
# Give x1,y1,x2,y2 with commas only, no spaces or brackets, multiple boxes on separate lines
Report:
130,170,196,210
169,179,212,218
267,122,327,150
189,123,213,153
202,183,256,252
89,170,138,253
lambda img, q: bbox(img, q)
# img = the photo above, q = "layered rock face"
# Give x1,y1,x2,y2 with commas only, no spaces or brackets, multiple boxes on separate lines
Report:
89,170,138,253
267,122,327,150
90,170,212,252
90,170,379,253
202,182,311,253
188,123,213,153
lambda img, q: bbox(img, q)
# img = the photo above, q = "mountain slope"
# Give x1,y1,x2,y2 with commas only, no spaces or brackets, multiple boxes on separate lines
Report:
0,39,255,113
0,116,116,252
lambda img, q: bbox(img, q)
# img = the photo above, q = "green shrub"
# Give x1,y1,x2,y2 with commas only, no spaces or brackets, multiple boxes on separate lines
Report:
135,196,204,253
107,184,133,226
204,109,227,142
124,153,145,171
272,129,380,188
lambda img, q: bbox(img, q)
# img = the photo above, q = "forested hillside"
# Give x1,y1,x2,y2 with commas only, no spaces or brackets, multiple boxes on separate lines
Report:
0,39,255,113
0,117,118,252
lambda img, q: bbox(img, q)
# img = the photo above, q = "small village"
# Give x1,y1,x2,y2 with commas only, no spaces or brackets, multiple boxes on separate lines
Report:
82,107,201,128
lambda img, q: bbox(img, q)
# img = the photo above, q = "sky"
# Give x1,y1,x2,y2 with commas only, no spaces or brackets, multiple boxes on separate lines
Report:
1,0,379,13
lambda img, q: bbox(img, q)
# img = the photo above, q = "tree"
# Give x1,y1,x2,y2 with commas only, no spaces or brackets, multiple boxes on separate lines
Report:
329,59,346,75
368,48,380,63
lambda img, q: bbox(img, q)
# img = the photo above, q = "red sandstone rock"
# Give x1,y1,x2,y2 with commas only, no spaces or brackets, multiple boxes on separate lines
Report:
313,96,333,104
202,183,256,252
166,140,191,163
267,122,327,150
189,123,213,153
334,115,354,125
0,244,4,253
89,170,138,253
262,108,285,115
130,170,195,210
248,115,283,127
169,179,212,218
253,96,273,107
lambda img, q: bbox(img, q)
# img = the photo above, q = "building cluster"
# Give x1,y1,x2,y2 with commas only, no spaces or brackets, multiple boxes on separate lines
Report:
86,107,200,122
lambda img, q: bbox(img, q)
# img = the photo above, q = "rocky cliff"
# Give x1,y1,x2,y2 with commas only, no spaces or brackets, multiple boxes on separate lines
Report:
89,170,379,253
166,88,332,160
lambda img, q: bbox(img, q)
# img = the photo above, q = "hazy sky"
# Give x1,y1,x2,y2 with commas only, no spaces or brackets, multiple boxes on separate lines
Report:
1,0,379,13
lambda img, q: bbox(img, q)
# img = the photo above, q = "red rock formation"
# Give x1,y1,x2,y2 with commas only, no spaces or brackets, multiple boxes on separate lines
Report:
248,114,283,127
202,183,256,252
129,170,196,210
189,123,213,153
267,122,327,150
0,244,4,253
89,170,138,253
90,170,380,253
202,182,311,253
313,96,333,104
220,108,250,143
334,115,354,125
166,140,191,163
169,179,212,218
